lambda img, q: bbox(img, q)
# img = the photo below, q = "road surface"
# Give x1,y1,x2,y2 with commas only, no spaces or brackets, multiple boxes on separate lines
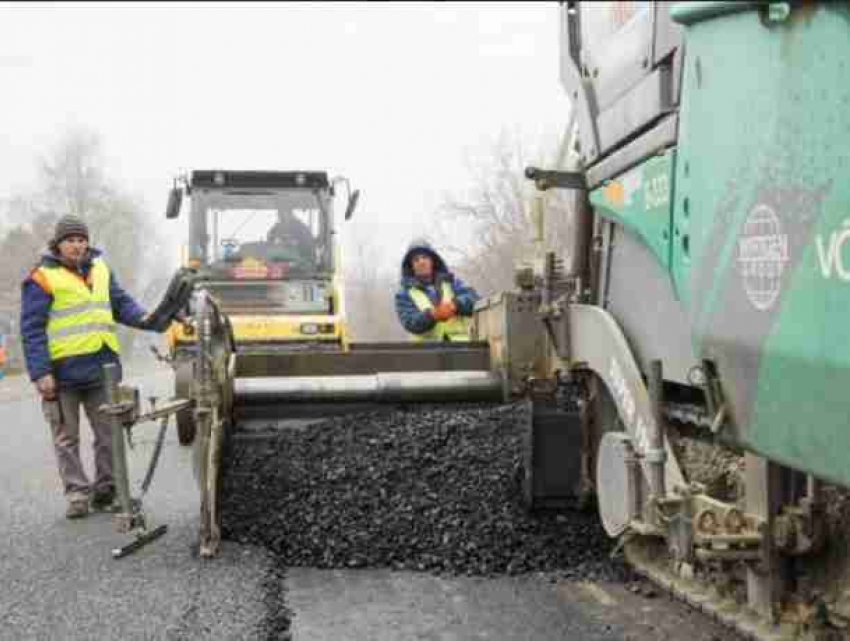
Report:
0,361,734,640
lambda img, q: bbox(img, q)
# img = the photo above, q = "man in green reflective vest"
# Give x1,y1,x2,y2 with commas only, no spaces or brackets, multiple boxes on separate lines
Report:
394,239,480,341
20,215,163,519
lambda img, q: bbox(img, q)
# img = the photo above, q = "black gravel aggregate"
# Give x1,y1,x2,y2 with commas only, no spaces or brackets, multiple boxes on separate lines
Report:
221,402,630,585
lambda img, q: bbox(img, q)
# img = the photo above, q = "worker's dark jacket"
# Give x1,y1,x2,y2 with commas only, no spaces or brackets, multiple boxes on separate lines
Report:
267,214,315,264
394,240,480,336
20,248,147,390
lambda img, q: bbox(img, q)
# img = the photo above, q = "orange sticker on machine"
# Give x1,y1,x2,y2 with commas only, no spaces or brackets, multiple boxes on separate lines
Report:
603,181,625,207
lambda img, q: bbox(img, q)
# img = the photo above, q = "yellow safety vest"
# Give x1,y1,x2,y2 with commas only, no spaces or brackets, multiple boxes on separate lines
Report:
408,281,471,342
39,258,120,361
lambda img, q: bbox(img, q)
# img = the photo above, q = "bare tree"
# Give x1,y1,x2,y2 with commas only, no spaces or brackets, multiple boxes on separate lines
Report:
0,125,172,361
432,124,576,298
39,128,109,221
0,197,53,294
342,230,407,343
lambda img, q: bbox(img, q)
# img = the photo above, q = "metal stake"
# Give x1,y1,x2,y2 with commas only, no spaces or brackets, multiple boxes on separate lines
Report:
104,363,134,531
646,359,667,500
745,454,788,624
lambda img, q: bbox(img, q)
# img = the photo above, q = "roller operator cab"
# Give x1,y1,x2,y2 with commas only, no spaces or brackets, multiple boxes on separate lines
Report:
164,170,359,357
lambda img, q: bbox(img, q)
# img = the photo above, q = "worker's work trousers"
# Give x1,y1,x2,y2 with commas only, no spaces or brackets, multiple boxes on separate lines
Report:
42,385,112,501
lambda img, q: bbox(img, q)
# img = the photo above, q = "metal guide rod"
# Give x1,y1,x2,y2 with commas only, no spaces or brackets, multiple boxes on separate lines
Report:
646,360,667,500
194,288,223,558
745,455,790,625
234,370,503,404
104,363,134,521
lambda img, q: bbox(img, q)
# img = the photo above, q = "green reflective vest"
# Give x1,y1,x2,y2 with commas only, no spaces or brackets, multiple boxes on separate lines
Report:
408,281,471,342
40,257,120,361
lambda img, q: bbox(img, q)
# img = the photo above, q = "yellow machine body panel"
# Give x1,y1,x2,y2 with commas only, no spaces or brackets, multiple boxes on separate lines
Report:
169,312,345,348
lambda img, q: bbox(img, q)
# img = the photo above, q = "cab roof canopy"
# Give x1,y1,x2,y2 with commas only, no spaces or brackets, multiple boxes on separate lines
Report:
190,170,330,190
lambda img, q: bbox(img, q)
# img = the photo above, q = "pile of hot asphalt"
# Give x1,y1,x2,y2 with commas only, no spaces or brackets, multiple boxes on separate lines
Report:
221,402,627,583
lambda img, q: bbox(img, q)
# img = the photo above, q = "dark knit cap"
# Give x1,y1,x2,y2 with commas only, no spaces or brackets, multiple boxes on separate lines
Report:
53,215,90,244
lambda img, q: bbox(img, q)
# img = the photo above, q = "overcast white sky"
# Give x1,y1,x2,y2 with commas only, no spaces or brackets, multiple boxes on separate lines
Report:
0,1,570,273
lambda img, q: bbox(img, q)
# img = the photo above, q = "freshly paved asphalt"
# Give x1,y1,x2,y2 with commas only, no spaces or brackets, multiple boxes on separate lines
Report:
0,361,733,641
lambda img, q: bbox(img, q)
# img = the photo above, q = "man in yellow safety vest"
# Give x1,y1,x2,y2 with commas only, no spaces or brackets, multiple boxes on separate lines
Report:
20,215,164,519
394,239,480,341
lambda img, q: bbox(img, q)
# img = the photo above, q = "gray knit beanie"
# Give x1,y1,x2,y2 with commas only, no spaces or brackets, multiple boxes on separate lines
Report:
53,215,90,245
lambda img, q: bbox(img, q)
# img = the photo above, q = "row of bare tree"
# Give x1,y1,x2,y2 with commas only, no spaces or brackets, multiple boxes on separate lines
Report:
342,125,575,341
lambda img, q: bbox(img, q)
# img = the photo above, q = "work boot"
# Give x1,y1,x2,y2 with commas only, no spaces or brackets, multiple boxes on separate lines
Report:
66,499,89,520
91,486,118,513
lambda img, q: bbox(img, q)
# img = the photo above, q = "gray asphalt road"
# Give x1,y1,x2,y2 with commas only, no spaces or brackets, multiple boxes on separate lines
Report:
0,363,733,641
0,364,271,641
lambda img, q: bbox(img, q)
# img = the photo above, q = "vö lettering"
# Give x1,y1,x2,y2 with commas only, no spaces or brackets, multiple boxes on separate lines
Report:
816,219,850,281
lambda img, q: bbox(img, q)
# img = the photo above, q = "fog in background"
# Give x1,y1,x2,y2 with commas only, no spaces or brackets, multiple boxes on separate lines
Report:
0,1,573,343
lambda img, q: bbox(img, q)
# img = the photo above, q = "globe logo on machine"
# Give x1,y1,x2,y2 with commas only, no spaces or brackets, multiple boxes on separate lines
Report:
737,204,790,311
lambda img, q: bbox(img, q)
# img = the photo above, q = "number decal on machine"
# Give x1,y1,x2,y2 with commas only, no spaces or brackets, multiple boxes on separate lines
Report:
644,173,670,211
608,357,650,454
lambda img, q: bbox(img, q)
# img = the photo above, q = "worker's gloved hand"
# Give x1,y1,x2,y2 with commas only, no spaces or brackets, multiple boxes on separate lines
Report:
431,301,456,322
176,313,195,336
429,306,449,322
138,312,163,333
35,374,57,400
438,300,457,318
138,267,199,333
